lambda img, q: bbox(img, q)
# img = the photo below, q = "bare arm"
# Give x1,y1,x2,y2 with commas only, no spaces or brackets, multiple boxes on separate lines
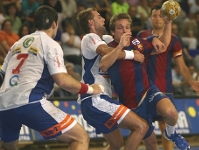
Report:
158,16,172,50
151,17,172,54
175,56,199,93
52,73,103,94
99,32,131,72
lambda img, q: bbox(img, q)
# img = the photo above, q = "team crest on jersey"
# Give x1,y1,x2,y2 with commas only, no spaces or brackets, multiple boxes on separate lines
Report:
12,47,21,55
28,46,39,55
132,39,143,51
23,37,34,48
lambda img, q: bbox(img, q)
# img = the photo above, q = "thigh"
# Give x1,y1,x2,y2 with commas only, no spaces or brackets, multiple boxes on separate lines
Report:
21,100,77,140
0,109,22,142
132,101,154,139
56,122,88,143
81,95,130,134
156,97,177,117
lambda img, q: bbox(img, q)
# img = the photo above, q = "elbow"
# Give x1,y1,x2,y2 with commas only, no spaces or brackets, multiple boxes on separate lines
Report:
100,63,108,72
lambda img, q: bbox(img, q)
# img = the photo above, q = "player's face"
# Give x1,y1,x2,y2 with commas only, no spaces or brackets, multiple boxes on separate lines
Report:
91,11,106,34
151,9,165,29
111,19,131,43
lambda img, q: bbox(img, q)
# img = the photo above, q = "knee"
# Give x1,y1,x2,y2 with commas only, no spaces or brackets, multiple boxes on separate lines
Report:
140,122,149,136
165,108,178,124
135,119,149,135
81,132,90,144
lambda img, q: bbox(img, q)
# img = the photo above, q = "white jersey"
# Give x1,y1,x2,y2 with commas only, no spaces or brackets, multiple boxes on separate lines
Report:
0,31,66,110
81,33,112,98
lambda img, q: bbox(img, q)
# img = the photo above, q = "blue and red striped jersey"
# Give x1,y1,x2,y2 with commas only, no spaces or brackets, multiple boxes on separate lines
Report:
107,37,154,109
137,30,183,93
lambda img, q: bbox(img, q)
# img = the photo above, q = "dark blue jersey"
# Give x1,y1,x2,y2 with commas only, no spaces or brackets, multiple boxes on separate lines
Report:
108,37,155,109
137,30,183,93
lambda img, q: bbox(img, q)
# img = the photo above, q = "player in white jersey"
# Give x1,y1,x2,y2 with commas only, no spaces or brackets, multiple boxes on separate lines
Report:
0,5,103,150
77,8,149,150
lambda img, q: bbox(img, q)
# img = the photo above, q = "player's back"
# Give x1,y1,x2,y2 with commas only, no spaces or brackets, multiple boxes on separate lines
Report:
0,31,58,110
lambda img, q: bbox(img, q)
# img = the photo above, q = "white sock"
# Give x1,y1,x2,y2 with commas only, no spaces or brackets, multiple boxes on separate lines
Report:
166,124,175,137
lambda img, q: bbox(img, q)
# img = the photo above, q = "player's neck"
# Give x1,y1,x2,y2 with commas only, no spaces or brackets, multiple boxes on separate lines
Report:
151,29,163,37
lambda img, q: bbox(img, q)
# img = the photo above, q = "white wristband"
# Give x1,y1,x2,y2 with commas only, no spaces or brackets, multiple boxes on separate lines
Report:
124,50,134,60
87,86,94,94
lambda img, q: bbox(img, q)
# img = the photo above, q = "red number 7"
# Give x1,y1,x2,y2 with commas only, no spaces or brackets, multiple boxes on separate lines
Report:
12,53,28,74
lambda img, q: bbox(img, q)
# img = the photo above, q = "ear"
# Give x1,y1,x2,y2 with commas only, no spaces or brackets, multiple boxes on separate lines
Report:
110,30,115,36
88,19,94,27
52,21,57,29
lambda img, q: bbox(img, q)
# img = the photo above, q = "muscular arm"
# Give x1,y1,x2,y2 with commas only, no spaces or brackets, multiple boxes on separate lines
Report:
99,32,144,72
175,56,199,92
52,73,103,94
98,44,125,72
98,32,131,72
158,18,172,50
150,18,172,54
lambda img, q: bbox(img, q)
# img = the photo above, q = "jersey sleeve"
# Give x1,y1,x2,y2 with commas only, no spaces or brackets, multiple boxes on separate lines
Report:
81,33,106,59
172,35,183,58
87,33,106,52
45,41,67,75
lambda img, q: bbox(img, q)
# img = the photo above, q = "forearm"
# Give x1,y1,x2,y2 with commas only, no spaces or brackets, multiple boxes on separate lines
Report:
53,73,93,94
159,20,172,48
179,67,194,85
100,45,124,71
100,48,134,72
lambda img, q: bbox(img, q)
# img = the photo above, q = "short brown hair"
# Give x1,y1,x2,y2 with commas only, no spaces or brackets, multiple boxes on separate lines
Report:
109,13,132,32
77,7,96,34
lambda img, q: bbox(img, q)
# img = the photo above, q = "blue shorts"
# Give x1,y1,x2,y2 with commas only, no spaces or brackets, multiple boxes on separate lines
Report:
152,93,175,122
133,85,168,139
0,99,77,142
81,94,130,134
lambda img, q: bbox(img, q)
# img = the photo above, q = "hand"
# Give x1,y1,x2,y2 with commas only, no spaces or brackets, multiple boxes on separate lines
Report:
133,50,144,63
161,13,173,25
152,37,166,54
118,32,132,48
191,81,199,93
90,84,104,94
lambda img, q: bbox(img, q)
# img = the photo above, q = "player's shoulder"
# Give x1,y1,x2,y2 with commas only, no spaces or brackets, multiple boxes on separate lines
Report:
137,30,151,38
171,33,179,39
83,33,101,39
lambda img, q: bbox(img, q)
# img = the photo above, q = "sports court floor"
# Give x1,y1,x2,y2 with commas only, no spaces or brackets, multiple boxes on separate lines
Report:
17,134,199,150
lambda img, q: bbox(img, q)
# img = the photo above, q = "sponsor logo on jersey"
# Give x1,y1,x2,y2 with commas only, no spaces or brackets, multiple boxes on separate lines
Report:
132,39,140,45
12,47,21,55
23,37,34,48
9,75,19,86
132,39,143,51
28,46,39,55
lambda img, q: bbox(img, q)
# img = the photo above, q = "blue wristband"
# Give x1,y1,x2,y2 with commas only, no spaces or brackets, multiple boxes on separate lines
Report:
146,35,158,42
